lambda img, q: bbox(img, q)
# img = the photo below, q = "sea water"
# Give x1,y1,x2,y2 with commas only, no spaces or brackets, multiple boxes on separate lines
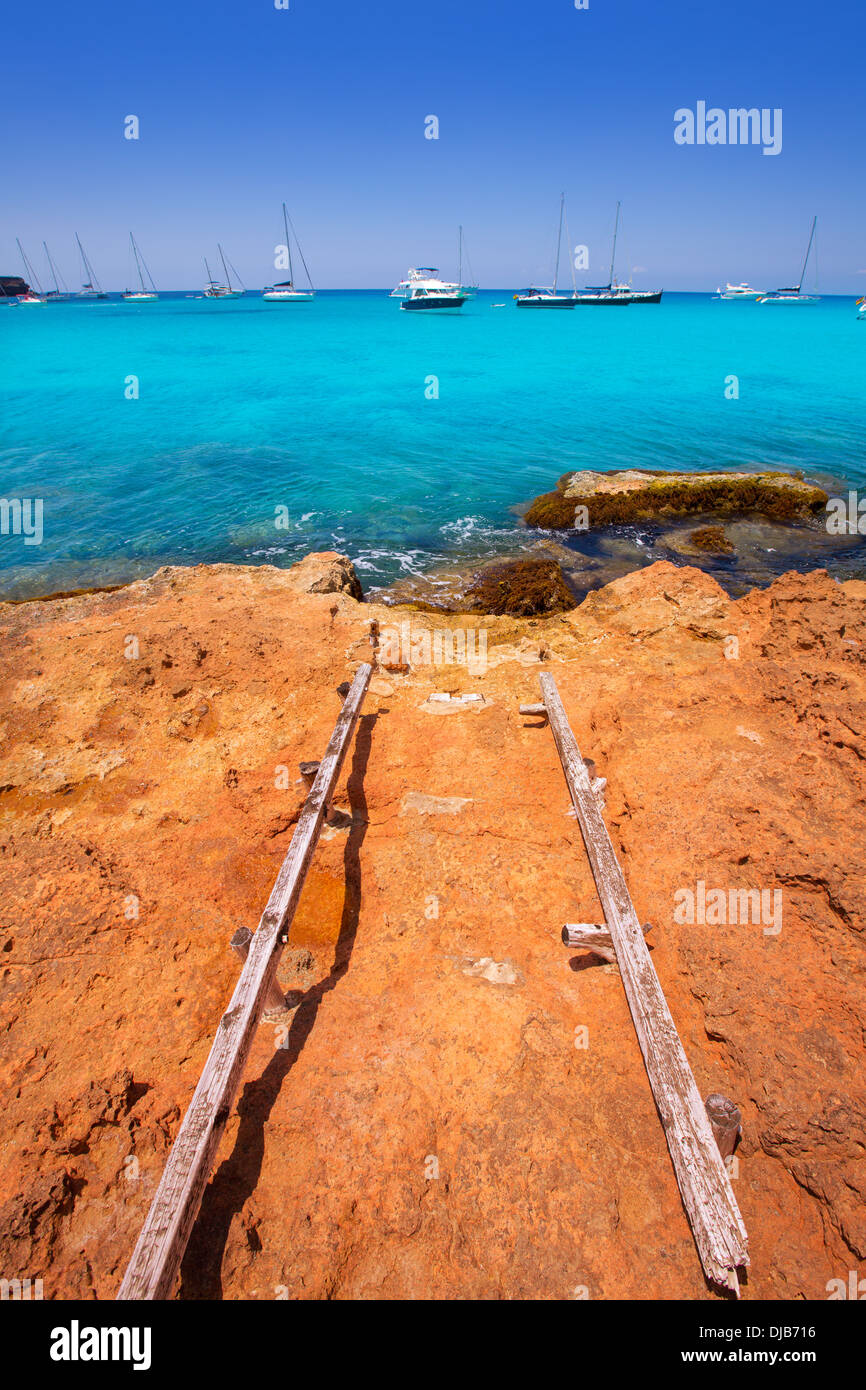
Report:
1,290,863,599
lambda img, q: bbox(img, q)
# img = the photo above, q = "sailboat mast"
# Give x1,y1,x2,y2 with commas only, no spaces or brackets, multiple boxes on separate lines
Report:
130,233,145,291
76,233,87,285
608,201,621,288
76,235,102,293
43,241,63,295
565,207,576,293
797,216,817,292
282,203,294,285
458,225,463,285
553,193,564,294
16,239,42,293
218,243,232,291
204,257,213,285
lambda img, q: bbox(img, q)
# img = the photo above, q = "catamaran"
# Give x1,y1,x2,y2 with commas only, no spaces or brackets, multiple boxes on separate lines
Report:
14,240,46,303
714,282,764,301
390,267,466,311
203,245,244,298
75,234,108,299
573,202,662,305
757,218,820,304
122,233,159,302
262,203,315,301
514,193,576,306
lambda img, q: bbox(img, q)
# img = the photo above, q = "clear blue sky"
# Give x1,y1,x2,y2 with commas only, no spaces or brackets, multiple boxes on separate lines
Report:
3,0,864,290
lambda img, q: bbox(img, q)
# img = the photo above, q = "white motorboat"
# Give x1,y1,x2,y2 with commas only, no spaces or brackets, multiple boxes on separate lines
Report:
714,282,764,300
390,267,466,311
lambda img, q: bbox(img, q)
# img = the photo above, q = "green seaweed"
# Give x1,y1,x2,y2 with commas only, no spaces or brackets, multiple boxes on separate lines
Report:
524,473,829,530
689,525,735,554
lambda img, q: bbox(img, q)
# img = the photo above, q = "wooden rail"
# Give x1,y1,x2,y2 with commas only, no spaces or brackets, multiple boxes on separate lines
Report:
538,672,749,1293
117,662,373,1300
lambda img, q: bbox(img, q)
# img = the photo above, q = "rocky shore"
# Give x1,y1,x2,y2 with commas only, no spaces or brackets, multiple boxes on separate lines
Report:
1,552,864,1300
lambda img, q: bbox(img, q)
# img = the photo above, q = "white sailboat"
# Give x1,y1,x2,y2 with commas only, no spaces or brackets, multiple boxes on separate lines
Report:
457,225,478,298
758,218,821,304
514,193,576,306
122,233,159,302
75,234,108,298
262,203,315,301
203,244,244,298
572,202,663,304
43,242,70,300
14,239,46,303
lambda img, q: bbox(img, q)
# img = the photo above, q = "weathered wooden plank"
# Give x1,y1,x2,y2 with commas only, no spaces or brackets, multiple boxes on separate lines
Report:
539,671,748,1291
117,662,373,1300
562,921,652,962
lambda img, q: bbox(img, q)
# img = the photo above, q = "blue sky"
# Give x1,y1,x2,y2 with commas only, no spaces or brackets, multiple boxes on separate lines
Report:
3,0,864,290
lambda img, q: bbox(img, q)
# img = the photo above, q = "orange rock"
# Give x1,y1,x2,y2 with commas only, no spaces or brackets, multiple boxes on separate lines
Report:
0,555,863,1300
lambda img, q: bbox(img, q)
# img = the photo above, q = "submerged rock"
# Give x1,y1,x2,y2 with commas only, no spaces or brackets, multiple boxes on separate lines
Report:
463,557,576,616
524,467,828,530
689,525,735,555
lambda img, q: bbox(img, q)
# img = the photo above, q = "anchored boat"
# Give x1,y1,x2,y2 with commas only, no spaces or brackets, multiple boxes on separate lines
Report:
573,202,662,305
714,282,764,301
262,203,315,301
390,267,466,311
122,233,159,302
75,234,108,299
14,240,46,303
758,218,821,303
457,225,478,299
203,244,244,299
43,242,70,300
514,194,576,306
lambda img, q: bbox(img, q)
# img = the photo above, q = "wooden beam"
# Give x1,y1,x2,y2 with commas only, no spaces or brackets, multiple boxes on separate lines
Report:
117,662,373,1300
230,927,287,1016
538,671,748,1292
705,1094,742,1160
562,921,652,963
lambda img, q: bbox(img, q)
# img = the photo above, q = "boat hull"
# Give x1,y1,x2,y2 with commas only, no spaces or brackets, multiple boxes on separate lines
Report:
514,296,576,308
572,290,663,305
401,296,465,311
757,295,821,304
262,291,315,301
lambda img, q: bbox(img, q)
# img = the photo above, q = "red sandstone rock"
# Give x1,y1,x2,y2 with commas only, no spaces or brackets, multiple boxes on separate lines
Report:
0,555,863,1300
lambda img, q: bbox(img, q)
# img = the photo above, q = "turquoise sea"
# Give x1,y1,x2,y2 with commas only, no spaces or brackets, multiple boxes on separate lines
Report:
1,290,863,600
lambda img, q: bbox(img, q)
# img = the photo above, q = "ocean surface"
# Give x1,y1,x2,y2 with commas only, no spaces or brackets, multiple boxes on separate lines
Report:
1,290,863,600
